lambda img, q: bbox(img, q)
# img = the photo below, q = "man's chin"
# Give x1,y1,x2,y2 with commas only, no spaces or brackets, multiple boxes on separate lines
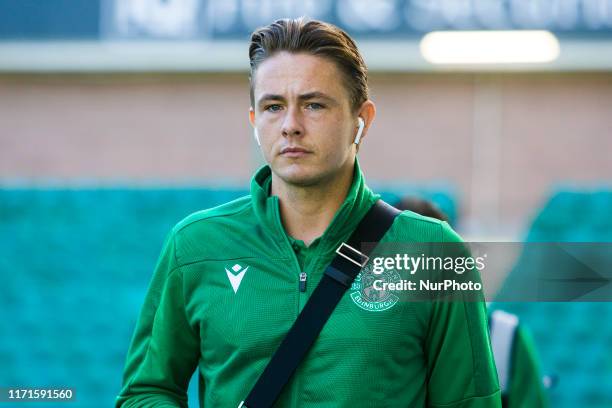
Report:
273,164,323,187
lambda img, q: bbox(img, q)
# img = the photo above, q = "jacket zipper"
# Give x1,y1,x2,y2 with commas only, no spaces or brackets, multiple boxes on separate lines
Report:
299,272,307,292
271,196,307,408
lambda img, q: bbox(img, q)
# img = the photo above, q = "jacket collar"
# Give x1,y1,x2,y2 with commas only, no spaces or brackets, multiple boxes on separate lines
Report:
250,158,379,248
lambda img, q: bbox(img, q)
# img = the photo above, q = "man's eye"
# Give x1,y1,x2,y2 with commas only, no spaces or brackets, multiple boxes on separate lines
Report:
306,103,324,110
265,104,282,112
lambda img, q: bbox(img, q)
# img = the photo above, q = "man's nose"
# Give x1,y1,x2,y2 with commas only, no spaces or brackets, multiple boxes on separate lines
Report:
281,106,304,137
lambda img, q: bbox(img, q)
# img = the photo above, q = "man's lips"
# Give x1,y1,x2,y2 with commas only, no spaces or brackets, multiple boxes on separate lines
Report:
280,147,312,157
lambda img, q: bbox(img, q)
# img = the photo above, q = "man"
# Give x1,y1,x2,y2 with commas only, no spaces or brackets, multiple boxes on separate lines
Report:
116,18,501,407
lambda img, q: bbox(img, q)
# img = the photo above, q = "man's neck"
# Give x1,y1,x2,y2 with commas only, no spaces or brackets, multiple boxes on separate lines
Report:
271,164,355,247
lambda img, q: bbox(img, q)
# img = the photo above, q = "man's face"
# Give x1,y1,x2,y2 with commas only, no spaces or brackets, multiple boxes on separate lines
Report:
250,52,357,187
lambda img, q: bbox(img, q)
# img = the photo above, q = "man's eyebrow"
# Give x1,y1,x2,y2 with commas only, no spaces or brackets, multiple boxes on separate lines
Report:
258,94,286,105
298,92,337,103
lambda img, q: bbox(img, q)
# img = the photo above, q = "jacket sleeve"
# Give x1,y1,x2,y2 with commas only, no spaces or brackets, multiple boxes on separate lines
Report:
425,222,502,408
116,230,200,407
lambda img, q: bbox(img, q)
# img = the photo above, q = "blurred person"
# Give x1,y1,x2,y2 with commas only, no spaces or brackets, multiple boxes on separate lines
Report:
488,310,549,408
116,18,500,407
396,196,549,408
396,196,449,223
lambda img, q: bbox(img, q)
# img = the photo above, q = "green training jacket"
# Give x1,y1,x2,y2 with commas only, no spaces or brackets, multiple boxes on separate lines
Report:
116,159,501,407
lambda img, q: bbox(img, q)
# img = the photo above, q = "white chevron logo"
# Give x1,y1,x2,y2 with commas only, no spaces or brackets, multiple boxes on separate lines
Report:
225,263,249,293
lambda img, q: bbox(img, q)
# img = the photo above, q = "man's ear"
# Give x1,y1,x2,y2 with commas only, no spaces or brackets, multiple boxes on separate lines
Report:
355,100,376,152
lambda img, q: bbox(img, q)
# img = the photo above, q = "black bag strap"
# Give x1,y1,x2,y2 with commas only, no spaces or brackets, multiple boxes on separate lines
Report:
239,199,401,408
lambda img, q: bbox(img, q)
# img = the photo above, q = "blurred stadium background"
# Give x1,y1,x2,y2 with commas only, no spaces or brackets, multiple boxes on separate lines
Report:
0,0,611,406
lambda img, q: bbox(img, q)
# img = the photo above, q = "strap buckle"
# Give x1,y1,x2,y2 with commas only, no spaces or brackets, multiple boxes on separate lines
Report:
335,242,369,268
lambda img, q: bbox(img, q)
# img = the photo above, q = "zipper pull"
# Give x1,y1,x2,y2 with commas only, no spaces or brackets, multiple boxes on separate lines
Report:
299,272,307,292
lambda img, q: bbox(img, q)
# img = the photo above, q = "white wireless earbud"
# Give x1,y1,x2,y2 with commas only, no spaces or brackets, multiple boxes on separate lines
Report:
253,128,261,147
354,117,365,144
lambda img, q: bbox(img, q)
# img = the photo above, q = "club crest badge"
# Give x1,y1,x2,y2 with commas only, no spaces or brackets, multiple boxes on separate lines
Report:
350,263,400,312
